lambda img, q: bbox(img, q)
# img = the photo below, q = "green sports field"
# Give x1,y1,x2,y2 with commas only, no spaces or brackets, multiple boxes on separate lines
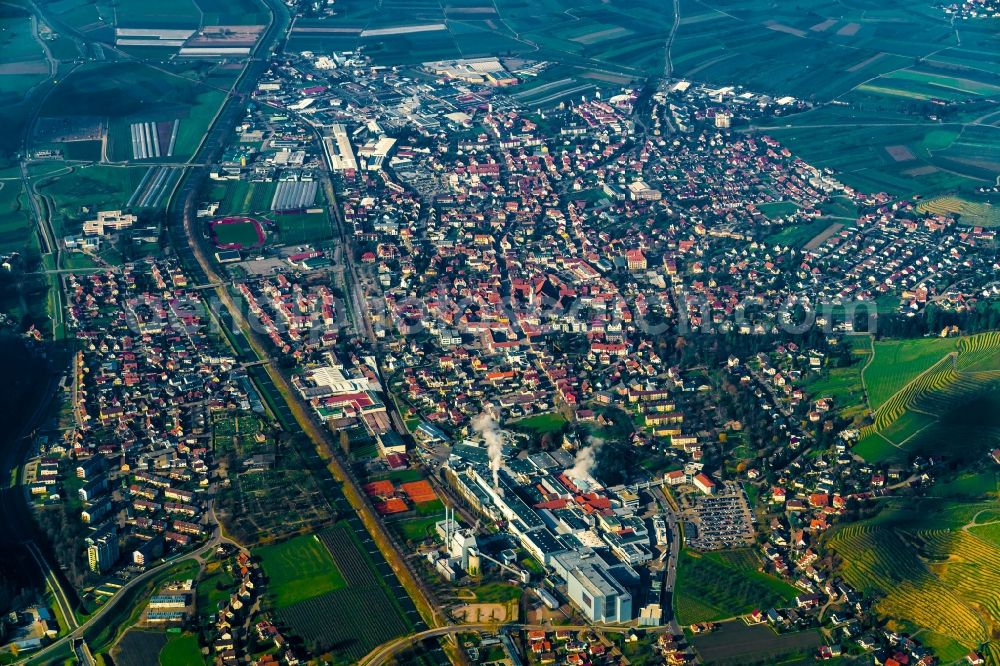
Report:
272,210,332,246
212,219,262,248
256,534,346,608
388,515,439,543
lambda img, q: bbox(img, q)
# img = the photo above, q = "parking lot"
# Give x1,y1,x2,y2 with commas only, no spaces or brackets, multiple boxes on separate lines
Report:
686,482,755,550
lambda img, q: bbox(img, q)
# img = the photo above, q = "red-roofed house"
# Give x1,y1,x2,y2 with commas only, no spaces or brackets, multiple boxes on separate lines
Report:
693,473,715,495
626,248,647,271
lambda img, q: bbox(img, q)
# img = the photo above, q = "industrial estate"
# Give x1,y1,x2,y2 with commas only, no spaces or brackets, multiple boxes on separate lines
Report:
0,0,998,665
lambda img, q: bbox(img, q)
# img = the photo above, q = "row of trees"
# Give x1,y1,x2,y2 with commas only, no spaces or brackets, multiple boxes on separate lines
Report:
875,300,1000,339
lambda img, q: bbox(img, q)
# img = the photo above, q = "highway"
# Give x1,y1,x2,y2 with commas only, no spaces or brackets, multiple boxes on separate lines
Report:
663,0,681,80
360,622,670,666
24,541,77,631
652,486,683,635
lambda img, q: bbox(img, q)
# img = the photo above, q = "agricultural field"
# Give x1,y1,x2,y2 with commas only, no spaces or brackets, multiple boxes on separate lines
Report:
969,521,1000,548
40,62,226,163
669,0,1000,109
863,336,960,410
126,166,181,209
35,0,115,45
673,549,799,624
157,633,201,666
854,332,1000,461
32,165,150,238
273,524,413,665
42,62,206,119
256,534,346,608
765,105,1000,198
827,499,1000,663
286,0,676,89
850,59,1000,104
61,140,102,161
114,0,201,29
690,622,822,666
46,0,266,34
0,181,39,256
0,6,52,103
673,0,909,99
918,195,1000,228
195,0,269,25
0,5,56,163
113,630,167,666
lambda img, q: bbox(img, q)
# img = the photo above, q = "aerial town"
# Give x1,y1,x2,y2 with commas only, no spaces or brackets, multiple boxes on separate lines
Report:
0,0,998,665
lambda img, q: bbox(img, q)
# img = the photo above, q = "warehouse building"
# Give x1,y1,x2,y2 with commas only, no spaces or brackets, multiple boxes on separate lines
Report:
552,549,637,624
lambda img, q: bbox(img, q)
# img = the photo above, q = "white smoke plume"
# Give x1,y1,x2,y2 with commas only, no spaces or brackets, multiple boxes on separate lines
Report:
472,412,504,486
567,438,602,484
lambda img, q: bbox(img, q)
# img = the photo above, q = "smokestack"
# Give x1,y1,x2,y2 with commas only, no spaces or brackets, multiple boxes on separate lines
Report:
567,437,602,484
472,411,504,487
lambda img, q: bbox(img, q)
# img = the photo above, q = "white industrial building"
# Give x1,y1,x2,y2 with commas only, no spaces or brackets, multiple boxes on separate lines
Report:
325,124,358,171
551,549,636,624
